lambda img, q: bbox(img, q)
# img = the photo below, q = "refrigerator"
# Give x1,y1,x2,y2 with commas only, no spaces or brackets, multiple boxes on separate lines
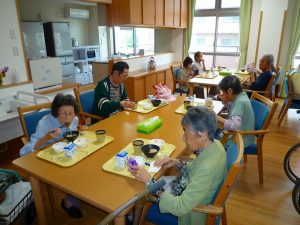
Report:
43,22,75,82
22,21,47,59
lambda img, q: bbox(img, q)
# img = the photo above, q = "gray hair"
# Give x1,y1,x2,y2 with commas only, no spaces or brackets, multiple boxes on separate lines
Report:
181,107,217,141
263,54,274,65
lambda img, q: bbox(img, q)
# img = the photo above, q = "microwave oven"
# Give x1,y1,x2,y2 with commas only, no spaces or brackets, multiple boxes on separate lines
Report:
86,48,99,60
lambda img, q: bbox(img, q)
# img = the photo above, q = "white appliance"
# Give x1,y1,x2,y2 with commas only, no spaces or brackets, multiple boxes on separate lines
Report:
86,46,100,61
22,21,47,59
28,58,62,90
65,8,90,19
44,22,75,82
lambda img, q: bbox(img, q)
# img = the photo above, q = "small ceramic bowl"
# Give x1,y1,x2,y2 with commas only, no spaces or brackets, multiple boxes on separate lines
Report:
142,144,160,158
74,138,89,148
149,139,165,148
52,142,67,154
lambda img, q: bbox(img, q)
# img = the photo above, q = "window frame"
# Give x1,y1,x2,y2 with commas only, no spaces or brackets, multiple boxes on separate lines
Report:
113,27,154,56
191,0,240,67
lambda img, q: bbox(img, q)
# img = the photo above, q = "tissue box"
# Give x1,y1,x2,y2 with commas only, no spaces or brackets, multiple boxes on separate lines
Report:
137,116,162,134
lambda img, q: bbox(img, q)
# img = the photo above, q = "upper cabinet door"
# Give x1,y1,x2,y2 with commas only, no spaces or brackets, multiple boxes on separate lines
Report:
173,0,180,27
155,0,164,26
180,0,188,28
143,0,155,25
130,0,142,24
164,0,174,27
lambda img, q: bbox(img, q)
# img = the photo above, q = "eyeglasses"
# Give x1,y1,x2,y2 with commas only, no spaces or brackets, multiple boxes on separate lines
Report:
59,112,75,118
120,73,129,79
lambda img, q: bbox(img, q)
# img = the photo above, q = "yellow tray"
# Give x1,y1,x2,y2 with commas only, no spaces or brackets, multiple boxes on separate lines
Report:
102,138,175,179
125,99,168,113
37,131,114,167
196,74,218,79
175,102,213,114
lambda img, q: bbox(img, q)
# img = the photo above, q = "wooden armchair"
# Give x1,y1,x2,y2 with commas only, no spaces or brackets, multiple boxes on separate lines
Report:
243,72,276,98
221,92,278,184
192,132,244,225
74,84,102,125
277,74,300,126
137,133,244,225
170,65,192,96
18,102,52,144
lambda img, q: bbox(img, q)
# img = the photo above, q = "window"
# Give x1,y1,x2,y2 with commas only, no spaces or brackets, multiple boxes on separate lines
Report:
294,45,300,68
190,0,240,68
113,27,154,56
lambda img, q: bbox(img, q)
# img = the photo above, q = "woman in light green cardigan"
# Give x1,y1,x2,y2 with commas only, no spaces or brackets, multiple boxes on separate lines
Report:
129,107,227,225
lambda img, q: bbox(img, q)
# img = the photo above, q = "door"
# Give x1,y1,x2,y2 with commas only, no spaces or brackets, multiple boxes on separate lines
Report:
52,23,72,56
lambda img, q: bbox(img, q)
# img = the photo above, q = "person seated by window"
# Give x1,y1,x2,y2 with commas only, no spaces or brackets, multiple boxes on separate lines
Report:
19,93,87,219
129,107,227,225
93,61,135,119
191,51,206,75
216,76,255,148
178,56,204,98
243,54,274,93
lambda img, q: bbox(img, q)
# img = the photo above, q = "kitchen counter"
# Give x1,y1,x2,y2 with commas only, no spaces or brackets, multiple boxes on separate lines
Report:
124,62,181,101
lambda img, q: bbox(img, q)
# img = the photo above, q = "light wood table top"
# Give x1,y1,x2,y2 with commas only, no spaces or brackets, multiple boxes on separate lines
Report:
13,96,192,219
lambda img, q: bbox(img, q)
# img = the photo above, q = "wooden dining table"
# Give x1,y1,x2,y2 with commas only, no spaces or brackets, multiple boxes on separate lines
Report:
12,96,224,225
188,71,251,97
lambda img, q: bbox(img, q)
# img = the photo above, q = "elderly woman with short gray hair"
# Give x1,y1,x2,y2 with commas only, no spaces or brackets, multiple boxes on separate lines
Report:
129,107,227,225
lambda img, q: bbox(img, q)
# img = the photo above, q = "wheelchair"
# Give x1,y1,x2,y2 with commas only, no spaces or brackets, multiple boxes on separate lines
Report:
283,143,300,214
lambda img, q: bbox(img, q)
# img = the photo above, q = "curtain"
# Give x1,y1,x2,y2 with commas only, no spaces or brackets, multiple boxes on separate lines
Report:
279,0,300,97
285,0,300,70
238,0,252,68
183,0,196,57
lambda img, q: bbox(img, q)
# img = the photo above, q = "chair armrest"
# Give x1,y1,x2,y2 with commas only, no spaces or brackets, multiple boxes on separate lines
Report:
192,204,223,215
243,89,269,94
242,130,269,135
79,112,102,121
21,136,28,145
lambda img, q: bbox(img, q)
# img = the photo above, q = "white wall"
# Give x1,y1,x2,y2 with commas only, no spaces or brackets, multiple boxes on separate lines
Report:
247,0,289,69
19,0,98,46
0,0,28,84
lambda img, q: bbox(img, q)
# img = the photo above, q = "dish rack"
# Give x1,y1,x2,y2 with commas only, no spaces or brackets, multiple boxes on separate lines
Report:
0,169,34,225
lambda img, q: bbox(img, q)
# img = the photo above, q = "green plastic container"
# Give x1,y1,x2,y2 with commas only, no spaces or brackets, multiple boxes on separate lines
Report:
137,116,162,134
219,71,232,76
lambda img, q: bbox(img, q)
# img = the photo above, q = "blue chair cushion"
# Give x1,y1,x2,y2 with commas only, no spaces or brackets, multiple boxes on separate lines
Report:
173,68,180,80
24,109,51,138
175,87,189,95
80,90,95,114
244,144,257,155
146,204,178,225
251,100,269,130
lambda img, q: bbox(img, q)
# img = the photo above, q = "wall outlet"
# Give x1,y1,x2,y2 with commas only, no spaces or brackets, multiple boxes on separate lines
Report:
12,46,19,56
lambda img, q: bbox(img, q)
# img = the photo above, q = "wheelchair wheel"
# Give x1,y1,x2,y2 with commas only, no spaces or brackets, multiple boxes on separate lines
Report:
292,181,300,215
283,143,300,184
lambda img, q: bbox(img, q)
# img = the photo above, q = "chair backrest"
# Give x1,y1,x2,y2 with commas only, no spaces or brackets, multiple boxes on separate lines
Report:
18,102,52,141
212,132,244,207
204,132,244,225
250,92,278,130
170,64,182,93
263,72,276,97
74,84,97,114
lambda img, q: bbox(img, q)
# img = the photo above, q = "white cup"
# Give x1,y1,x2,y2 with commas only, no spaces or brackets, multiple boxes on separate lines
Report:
205,97,213,107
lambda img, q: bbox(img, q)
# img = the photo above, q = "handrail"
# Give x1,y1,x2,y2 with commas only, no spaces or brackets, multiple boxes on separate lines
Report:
15,91,52,104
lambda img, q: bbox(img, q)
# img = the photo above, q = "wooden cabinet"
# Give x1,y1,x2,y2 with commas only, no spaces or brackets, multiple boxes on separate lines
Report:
125,68,175,101
174,0,181,27
165,69,174,90
110,0,188,28
164,0,174,27
109,0,142,25
155,0,164,26
143,0,155,25
180,0,188,28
